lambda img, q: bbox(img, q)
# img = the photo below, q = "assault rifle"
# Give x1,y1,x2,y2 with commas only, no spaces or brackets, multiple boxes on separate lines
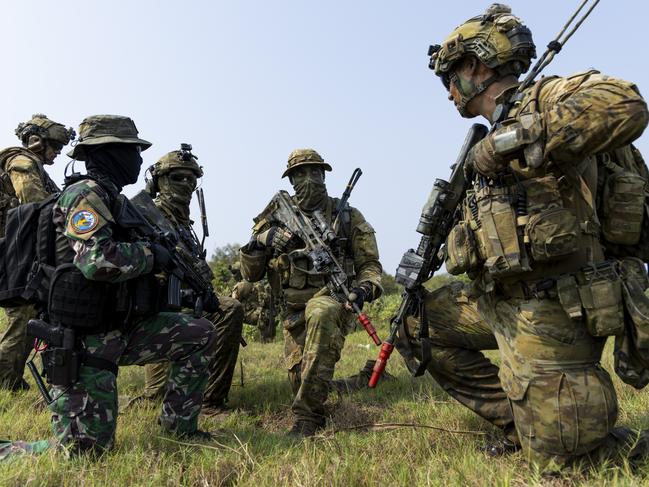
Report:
127,190,218,317
263,172,381,346
368,123,488,387
196,187,209,253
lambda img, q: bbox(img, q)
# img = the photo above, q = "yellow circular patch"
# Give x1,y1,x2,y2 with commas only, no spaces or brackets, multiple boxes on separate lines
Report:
71,209,99,234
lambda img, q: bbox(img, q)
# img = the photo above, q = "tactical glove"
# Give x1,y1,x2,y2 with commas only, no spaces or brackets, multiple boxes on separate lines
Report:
256,226,293,253
203,292,220,313
346,284,372,311
151,243,175,273
466,132,507,180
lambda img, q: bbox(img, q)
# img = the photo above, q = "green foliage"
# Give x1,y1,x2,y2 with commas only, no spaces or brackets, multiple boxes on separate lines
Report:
208,243,241,294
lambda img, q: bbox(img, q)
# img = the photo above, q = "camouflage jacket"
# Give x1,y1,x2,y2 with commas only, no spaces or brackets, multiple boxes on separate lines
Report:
463,70,648,285
239,195,382,305
52,177,153,282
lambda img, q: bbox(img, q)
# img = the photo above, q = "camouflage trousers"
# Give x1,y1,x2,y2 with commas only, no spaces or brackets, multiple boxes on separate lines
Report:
142,296,243,407
283,291,354,426
402,282,649,468
48,312,216,453
0,304,37,389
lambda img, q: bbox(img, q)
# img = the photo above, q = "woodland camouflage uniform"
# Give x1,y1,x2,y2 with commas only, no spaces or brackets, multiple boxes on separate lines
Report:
142,147,244,409
423,4,649,468
1,116,216,459
239,148,382,432
0,114,73,390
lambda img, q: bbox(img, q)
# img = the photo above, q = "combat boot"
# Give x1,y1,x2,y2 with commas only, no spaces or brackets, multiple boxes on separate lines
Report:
288,420,322,439
330,359,395,393
481,436,520,457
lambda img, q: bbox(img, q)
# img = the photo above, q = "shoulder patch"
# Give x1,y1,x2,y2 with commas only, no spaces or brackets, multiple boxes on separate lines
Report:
71,209,99,234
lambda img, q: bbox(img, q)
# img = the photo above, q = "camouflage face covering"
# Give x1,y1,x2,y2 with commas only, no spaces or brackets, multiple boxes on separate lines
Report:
157,170,196,224
290,167,327,212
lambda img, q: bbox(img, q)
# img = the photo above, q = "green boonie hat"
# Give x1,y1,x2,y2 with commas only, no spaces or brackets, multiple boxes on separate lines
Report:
282,148,332,178
67,114,152,160
154,149,203,177
15,114,75,146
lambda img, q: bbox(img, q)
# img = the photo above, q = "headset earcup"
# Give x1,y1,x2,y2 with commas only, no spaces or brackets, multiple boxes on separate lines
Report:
26,134,43,152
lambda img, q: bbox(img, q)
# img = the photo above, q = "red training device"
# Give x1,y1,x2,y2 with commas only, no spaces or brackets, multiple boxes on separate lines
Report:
357,312,381,346
368,341,395,388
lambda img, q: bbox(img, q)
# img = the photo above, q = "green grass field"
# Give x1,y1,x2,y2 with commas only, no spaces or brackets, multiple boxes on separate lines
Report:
1,314,649,486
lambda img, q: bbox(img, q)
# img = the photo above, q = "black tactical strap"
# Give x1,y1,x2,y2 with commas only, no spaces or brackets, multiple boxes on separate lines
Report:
80,353,119,377
414,291,431,377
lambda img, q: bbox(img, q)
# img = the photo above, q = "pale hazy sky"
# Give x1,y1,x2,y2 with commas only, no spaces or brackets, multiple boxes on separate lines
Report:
2,0,647,273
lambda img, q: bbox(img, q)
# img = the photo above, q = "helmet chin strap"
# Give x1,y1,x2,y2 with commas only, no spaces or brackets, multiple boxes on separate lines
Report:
452,72,500,118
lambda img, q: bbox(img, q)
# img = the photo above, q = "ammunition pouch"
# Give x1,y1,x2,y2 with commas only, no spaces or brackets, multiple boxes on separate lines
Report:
576,261,624,337
476,185,527,277
600,161,646,246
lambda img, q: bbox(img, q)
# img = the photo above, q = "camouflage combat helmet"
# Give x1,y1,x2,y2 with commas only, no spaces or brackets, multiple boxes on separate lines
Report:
153,144,203,178
282,148,332,178
67,115,152,160
15,114,75,147
428,3,536,115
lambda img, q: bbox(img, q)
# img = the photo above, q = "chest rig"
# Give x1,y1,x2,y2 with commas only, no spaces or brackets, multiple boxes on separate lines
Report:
446,79,603,288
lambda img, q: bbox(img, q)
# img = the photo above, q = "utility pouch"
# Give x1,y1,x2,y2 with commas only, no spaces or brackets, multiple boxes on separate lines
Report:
525,207,579,262
557,275,582,320
48,264,114,329
523,175,562,215
614,257,649,389
288,256,308,289
446,221,481,275
476,186,526,277
577,262,624,337
601,169,646,245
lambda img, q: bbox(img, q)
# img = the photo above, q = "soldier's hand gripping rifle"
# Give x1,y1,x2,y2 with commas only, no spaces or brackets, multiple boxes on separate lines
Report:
368,123,488,387
127,190,218,317
266,171,381,346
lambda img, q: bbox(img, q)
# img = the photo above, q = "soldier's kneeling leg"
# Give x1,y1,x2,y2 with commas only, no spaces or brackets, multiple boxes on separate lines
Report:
292,295,350,426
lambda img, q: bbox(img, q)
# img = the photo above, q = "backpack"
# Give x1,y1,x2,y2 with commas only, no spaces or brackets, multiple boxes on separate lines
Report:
0,193,58,307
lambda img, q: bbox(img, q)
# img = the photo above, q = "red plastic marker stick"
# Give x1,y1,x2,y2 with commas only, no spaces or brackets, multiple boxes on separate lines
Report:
357,312,381,346
368,341,395,388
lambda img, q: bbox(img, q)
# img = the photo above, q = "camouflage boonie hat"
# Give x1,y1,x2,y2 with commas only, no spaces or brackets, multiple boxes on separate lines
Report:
282,148,332,178
15,114,75,146
67,115,152,160
153,149,203,177
429,3,536,86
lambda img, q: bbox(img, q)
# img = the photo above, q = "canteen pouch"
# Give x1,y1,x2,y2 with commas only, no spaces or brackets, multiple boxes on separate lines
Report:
476,186,526,278
577,262,624,337
601,169,645,245
525,207,580,263
445,221,481,275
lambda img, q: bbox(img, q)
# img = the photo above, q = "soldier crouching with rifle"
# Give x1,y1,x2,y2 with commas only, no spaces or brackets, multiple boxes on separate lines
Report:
0,116,217,459
239,149,383,437
134,145,244,414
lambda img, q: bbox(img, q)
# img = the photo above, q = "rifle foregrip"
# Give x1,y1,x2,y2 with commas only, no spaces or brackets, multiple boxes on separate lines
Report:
368,341,394,388
357,313,381,346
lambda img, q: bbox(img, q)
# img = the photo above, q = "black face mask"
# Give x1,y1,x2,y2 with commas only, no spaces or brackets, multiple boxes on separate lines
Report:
85,143,143,189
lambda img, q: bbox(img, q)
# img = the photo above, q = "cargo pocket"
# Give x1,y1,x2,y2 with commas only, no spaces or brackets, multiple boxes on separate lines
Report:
525,207,579,263
499,364,534,444
511,368,617,456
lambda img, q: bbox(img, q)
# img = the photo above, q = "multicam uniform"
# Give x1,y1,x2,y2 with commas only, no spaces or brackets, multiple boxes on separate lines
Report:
142,195,243,408
428,6,649,467
231,279,277,342
240,150,382,428
0,114,73,390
